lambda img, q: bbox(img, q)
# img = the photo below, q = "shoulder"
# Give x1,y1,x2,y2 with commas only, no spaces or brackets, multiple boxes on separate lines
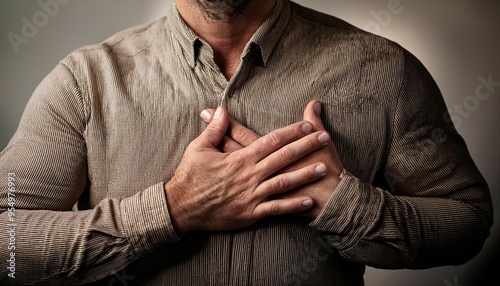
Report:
55,16,172,98
60,17,168,71
285,2,415,99
288,2,405,65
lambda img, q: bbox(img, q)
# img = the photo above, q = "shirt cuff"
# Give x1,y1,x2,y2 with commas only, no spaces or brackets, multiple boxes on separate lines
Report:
120,182,180,256
309,170,382,250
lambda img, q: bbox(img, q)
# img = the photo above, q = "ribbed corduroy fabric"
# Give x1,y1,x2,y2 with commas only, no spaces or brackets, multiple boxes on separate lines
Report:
0,1,493,285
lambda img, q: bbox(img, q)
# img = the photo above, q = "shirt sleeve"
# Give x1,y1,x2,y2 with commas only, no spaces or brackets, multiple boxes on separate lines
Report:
309,50,494,269
0,64,179,285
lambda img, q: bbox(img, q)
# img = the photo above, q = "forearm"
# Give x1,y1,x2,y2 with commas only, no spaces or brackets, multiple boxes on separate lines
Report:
310,171,492,269
0,183,179,285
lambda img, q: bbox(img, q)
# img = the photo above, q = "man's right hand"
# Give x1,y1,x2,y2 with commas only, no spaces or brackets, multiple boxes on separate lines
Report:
164,106,330,234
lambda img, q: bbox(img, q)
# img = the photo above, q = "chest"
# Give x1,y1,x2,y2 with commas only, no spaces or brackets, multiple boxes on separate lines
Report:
82,55,394,205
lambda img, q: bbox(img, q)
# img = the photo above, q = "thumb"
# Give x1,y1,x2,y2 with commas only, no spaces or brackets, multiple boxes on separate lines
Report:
199,106,229,148
303,100,326,131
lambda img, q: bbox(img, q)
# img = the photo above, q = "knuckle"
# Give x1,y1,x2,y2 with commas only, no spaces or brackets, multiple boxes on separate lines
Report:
228,152,245,166
300,134,319,152
233,127,248,142
275,175,289,191
207,123,221,133
301,168,316,182
306,135,318,149
233,172,251,186
279,148,295,163
268,203,282,216
207,124,225,138
266,132,284,148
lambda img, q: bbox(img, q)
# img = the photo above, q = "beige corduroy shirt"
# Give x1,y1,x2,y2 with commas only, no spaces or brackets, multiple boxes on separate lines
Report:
0,1,493,285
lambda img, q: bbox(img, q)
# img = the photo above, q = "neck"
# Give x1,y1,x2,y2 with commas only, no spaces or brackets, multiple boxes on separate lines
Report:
176,0,277,79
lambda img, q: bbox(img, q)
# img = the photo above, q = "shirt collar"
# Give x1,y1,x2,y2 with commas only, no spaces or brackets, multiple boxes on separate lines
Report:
166,0,290,68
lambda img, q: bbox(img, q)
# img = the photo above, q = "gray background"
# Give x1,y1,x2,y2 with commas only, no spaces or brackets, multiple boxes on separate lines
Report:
1,1,498,285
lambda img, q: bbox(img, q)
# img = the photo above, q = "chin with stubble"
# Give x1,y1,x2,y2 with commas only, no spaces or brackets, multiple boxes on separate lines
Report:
191,0,253,22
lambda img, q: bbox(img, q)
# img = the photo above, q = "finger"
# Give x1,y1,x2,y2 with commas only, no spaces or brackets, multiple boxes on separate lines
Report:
255,163,327,199
201,108,260,148
252,196,314,219
227,120,260,148
256,130,331,176
242,121,314,162
201,109,243,152
196,106,230,148
218,135,245,152
200,108,216,123
303,100,327,132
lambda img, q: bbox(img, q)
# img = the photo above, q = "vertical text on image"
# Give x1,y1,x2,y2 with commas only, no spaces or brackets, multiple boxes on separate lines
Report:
6,172,17,279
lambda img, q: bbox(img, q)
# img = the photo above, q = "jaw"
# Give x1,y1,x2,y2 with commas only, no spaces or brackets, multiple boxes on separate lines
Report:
191,0,253,22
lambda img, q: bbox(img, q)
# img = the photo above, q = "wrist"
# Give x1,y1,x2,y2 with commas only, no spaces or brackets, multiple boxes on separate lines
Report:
164,181,190,235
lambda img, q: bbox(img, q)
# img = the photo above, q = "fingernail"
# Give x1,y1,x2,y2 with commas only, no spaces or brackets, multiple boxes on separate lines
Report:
200,110,212,121
301,123,312,134
302,200,313,208
214,107,223,120
318,132,330,144
315,164,327,175
314,102,322,115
